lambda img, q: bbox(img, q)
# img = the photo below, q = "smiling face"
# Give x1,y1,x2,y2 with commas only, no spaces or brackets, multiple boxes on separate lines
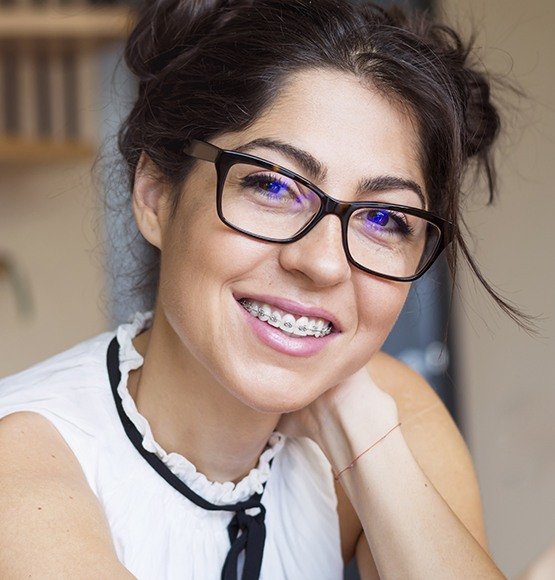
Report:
134,68,426,414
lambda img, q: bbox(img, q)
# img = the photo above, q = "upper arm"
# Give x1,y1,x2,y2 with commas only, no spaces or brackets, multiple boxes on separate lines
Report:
350,352,490,577
0,411,135,579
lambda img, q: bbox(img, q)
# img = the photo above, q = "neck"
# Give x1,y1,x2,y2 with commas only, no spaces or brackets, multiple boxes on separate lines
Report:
127,306,281,485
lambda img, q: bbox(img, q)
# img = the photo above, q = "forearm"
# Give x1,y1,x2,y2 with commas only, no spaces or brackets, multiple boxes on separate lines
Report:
315,408,505,579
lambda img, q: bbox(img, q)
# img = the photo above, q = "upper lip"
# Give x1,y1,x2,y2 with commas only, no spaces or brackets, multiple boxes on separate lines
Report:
234,292,343,332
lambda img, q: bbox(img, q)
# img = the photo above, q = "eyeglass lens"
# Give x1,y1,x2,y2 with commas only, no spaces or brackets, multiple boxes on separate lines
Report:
222,163,441,278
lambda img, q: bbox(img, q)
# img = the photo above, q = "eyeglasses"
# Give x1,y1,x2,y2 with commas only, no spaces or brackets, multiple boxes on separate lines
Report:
182,139,454,282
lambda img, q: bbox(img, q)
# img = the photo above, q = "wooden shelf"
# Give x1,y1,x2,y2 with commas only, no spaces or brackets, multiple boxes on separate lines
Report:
0,138,96,163
0,6,135,42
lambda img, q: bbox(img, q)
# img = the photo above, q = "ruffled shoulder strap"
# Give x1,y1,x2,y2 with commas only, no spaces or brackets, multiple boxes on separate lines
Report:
114,311,287,505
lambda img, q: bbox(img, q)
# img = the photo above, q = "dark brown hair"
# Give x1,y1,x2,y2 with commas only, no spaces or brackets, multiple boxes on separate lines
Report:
116,0,533,330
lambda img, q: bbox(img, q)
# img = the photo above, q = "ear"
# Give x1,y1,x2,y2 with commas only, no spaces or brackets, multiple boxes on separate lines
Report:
132,152,171,249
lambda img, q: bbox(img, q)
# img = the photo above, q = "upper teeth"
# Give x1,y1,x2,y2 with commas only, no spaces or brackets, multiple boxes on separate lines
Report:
240,299,333,338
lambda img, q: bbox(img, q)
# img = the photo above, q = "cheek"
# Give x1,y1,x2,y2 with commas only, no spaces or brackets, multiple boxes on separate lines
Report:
158,198,273,314
355,276,411,348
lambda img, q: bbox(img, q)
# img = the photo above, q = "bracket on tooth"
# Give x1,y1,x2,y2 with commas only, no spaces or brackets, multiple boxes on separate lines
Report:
241,299,258,315
241,298,333,337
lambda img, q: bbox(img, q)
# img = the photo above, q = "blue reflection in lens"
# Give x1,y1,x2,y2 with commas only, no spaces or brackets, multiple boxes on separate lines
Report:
267,180,286,196
368,210,390,227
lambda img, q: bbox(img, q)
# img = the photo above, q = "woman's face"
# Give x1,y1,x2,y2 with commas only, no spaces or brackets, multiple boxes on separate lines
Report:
140,68,426,414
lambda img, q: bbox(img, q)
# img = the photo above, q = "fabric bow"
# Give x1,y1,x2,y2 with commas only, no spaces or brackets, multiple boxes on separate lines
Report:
221,503,267,580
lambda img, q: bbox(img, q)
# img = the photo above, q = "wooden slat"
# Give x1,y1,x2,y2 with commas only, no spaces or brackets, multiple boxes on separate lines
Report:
75,41,98,145
17,40,38,139
0,137,95,163
49,41,66,140
0,7,135,41
0,48,5,135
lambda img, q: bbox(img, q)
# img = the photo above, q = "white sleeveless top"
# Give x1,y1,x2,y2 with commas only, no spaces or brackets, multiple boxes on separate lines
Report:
0,311,343,580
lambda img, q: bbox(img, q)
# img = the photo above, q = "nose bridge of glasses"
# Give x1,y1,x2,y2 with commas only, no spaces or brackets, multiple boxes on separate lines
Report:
302,197,348,247
321,195,351,219
297,194,350,242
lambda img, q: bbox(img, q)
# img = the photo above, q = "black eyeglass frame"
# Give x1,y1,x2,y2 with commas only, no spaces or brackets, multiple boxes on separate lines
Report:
182,139,454,282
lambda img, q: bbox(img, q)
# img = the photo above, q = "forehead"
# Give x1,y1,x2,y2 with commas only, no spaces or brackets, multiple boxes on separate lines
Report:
214,68,425,201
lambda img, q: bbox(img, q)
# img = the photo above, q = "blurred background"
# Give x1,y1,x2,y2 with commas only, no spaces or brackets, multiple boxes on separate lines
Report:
0,0,553,578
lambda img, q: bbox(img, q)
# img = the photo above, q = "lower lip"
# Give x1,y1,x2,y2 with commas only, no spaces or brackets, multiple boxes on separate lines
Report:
236,299,338,357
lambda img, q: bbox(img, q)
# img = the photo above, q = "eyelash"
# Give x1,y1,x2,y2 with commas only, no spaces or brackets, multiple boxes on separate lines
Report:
241,173,305,201
240,167,423,219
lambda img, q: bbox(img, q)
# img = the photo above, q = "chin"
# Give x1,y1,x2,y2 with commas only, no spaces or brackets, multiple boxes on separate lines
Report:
228,373,322,415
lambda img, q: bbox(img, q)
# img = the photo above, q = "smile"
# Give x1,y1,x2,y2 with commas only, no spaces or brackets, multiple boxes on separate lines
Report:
239,298,333,338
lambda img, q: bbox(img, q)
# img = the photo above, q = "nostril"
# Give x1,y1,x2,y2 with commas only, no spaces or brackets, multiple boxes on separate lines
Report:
278,249,351,289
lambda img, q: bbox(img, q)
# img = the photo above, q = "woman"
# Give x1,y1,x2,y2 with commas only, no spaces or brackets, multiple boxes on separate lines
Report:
0,1,524,578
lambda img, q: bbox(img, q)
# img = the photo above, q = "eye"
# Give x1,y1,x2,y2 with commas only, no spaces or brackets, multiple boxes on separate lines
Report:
239,172,315,209
260,177,292,198
351,208,415,239
368,210,391,227
365,210,410,233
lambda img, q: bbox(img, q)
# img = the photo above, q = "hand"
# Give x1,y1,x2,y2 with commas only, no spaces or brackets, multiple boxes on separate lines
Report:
276,362,399,448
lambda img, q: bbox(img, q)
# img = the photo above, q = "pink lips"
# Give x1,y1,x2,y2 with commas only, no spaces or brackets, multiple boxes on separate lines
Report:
233,292,342,332
237,295,338,357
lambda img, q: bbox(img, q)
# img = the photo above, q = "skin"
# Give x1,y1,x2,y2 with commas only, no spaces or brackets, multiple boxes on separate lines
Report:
129,67,423,484
516,541,555,580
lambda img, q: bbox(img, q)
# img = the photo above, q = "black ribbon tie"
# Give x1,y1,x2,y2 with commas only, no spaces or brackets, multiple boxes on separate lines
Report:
106,336,273,580
222,500,267,580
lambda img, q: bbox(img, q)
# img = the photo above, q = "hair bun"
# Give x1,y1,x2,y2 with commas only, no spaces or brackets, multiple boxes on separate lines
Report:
426,24,501,163
124,0,226,82
459,67,501,160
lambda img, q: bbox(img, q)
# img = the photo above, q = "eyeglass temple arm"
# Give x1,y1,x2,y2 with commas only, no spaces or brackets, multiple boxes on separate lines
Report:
183,139,220,163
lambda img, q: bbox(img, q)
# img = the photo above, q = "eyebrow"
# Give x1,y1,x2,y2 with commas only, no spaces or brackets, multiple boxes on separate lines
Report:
234,138,426,209
357,175,426,209
236,138,328,182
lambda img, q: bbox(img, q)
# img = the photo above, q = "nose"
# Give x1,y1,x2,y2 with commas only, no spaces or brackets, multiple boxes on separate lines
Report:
278,214,352,287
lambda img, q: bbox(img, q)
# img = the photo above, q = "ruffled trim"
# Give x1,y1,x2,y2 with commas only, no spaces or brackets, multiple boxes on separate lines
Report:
115,311,286,505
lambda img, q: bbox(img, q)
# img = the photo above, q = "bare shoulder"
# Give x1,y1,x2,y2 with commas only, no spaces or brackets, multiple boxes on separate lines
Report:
0,411,134,578
366,350,441,416
335,351,491,577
